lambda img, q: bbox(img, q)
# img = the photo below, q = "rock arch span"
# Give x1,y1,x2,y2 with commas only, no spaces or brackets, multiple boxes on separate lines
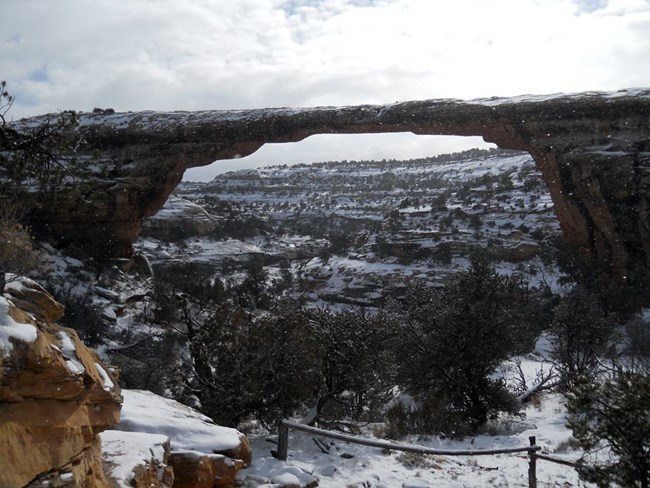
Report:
25,89,650,283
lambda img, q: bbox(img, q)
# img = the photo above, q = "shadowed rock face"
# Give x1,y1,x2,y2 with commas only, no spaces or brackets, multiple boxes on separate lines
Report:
23,89,650,283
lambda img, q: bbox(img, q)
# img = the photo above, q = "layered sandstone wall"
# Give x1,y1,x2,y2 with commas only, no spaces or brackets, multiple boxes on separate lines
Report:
18,89,650,282
0,277,122,487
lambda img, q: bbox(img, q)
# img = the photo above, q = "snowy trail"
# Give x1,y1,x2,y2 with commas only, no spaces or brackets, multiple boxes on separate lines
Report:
238,394,590,487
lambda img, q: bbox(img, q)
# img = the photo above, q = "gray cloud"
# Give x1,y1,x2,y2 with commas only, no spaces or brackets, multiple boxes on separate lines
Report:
2,0,649,179
572,0,609,14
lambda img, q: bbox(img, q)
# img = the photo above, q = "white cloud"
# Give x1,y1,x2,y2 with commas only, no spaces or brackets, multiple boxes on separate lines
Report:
2,0,649,179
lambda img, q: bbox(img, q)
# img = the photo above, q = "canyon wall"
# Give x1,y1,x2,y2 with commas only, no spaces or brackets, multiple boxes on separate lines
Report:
22,89,650,283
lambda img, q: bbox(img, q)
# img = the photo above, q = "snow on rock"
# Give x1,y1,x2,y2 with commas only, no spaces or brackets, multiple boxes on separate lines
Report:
106,389,253,486
150,195,214,221
94,285,121,302
0,296,38,354
143,195,218,240
95,363,115,391
116,389,249,458
3,273,43,293
101,306,118,321
100,430,173,488
0,278,122,488
318,464,338,477
3,274,65,323
272,472,301,487
57,330,86,374
402,480,430,488
168,449,247,488
239,458,318,488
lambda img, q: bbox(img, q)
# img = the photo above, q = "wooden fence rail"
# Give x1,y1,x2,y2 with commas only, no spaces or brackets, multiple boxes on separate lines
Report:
535,453,579,469
273,419,551,487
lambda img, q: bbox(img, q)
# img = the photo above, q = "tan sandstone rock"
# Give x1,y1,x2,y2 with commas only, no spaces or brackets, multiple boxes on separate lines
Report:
101,430,175,488
168,451,245,488
112,389,252,488
4,277,65,323
0,278,122,488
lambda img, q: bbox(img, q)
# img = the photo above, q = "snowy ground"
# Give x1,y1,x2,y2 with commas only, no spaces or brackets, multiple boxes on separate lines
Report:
239,394,588,488
236,339,591,488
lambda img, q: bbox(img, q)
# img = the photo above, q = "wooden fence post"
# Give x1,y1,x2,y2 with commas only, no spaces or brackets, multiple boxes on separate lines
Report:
274,420,289,461
528,436,537,488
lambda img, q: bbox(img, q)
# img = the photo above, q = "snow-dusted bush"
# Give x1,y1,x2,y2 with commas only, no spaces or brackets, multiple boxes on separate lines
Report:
624,316,650,361
57,289,105,347
111,330,185,397
554,241,647,319
1,80,86,199
387,252,539,437
306,308,396,424
0,79,87,287
549,287,616,391
193,302,322,427
0,201,40,289
567,370,650,487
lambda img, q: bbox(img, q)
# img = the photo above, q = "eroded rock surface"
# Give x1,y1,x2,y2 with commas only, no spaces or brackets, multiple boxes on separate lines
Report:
168,451,245,488
100,430,175,488
110,389,251,488
141,195,218,241
0,277,122,488
19,89,650,282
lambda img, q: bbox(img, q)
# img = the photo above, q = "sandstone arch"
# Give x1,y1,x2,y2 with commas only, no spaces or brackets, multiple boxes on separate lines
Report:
24,89,650,283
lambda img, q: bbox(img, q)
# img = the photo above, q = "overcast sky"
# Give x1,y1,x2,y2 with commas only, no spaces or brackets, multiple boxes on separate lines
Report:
3,0,649,180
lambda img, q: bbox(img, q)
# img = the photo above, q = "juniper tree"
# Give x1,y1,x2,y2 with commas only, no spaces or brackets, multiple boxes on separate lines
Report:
567,370,650,488
388,252,539,436
192,302,322,427
549,287,616,390
305,308,396,425
0,80,85,199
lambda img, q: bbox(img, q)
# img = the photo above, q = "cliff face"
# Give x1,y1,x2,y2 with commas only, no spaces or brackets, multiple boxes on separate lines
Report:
0,277,122,487
1,278,252,488
21,89,650,282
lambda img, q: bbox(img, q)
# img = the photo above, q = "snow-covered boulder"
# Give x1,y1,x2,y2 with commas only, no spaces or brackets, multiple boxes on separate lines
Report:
143,196,218,240
3,275,64,323
109,389,252,487
101,430,174,488
237,458,318,488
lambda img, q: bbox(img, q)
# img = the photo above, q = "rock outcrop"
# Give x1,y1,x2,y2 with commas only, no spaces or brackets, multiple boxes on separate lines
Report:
167,451,246,488
0,277,122,487
141,196,218,241
100,430,175,487
18,88,650,283
108,389,251,488
0,278,254,488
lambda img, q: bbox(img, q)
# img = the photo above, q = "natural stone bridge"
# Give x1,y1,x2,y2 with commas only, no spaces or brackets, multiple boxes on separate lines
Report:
26,89,650,283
